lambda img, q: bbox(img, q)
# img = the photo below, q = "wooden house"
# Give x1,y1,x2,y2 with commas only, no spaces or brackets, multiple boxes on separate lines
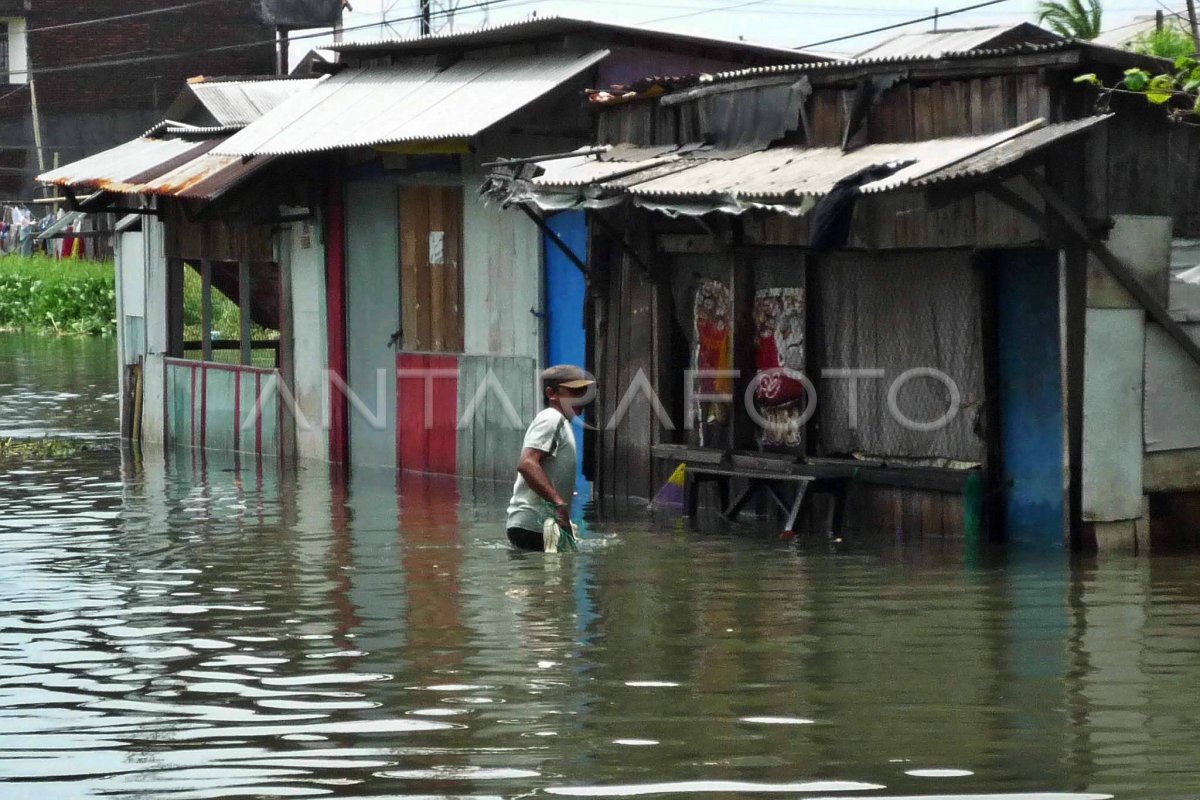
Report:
39,17,820,482
485,40,1200,551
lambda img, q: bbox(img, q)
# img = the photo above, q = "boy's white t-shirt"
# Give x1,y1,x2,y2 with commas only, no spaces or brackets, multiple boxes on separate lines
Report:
507,407,577,532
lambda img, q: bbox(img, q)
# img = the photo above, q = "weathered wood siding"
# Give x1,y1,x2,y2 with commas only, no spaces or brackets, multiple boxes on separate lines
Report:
400,186,464,354
455,354,538,483
462,166,543,361
163,201,273,262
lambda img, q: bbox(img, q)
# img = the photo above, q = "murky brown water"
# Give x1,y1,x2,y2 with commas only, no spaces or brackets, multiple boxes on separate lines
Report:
1,333,1199,800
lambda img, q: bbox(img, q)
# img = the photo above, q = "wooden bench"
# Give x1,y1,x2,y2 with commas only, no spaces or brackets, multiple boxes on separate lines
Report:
652,445,850,537
683,464,850,537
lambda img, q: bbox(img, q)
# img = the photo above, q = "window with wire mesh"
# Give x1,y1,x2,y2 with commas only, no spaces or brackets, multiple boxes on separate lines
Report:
181,261,281,369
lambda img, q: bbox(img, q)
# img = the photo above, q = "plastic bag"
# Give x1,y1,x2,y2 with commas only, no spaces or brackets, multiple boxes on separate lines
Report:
542,517,580,553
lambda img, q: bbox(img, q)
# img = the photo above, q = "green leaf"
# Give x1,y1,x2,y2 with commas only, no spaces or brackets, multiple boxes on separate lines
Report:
1124,68,1151,91
1193,94,1200,115
1147,73,1177,103
1074,72,1101,85
1176,55,1197,71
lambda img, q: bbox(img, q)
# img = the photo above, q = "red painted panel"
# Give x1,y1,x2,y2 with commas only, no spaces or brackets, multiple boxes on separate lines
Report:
325,179,349,464
427,355,459,475
396,353,459,475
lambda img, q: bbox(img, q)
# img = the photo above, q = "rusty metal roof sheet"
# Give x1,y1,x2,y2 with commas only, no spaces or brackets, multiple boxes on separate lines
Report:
496,116,1108,216
709,39,1164,84
137,152,276,201
853,24,1061,59
36,137,220,193
213,50,611,157
36,135,274,201
190,78,323,126
326,14,821,61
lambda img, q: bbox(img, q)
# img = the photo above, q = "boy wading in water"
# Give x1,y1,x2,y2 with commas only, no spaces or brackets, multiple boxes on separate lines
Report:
506,365,594,551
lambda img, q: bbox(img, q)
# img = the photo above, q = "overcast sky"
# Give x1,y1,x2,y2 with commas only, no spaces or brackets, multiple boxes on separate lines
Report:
285,0,1169,62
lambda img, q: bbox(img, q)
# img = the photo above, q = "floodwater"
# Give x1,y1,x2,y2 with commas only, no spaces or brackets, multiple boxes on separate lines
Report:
1,332,1199,800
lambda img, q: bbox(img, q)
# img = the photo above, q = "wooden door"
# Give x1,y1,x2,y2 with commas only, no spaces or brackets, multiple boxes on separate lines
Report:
399,186,464,354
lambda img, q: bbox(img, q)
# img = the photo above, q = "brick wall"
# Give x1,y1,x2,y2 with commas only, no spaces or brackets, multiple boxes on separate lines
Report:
0,0,276,197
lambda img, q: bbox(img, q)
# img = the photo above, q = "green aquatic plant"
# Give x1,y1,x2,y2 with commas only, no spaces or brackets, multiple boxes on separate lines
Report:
0,256,116,336
0,437,91,460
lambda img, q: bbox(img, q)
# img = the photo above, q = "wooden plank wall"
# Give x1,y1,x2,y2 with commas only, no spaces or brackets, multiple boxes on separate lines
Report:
164,202,273,262
461,167,543,360
399,186,464,354
455,354,538,482
592,242,672,505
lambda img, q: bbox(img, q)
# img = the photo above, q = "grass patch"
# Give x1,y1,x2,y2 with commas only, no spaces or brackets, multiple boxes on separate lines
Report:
0,255,116,336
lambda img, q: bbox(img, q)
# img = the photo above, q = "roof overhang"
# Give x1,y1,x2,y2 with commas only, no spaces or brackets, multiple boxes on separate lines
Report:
35,136,275,202
212,49,612,158
484,116,1110,218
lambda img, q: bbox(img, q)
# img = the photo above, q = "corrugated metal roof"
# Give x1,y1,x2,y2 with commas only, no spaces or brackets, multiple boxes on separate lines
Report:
36,137,219,193
136,152,276,201
190,78,323,126
36,134,275,201
213,50,610,157
709,39,1164,85
504,116,1108,215
326,14,821,61
854,24,1060,59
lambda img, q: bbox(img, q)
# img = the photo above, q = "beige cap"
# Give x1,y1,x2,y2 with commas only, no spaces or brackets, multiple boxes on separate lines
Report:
542,364,595,389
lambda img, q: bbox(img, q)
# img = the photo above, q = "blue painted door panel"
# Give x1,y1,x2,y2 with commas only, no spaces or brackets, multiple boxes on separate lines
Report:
995,249,1065,545
544,211,590,501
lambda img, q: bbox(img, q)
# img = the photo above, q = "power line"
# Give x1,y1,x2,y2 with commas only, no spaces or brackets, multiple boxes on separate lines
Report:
640,0,779,25
21,0,228,36
798,0,1011,49
7,0,538,79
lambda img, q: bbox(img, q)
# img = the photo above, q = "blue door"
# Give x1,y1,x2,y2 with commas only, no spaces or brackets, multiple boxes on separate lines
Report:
995,249,1065,545
543,211,590,501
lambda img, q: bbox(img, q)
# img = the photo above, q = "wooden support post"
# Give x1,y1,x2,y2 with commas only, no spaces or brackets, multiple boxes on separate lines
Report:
200,260,213,362
239,259,252,367
1013,169,1200,370
167,259,185,358
590,209,656,279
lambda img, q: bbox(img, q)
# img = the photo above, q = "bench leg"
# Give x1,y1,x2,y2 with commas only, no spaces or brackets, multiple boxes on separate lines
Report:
717,477,731,517
723,484,757,521
830,483,848,536
683,474,700,528
782,481,810,537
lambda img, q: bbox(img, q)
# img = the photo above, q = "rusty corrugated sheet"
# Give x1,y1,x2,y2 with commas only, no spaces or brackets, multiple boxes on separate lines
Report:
854,24,1061,60
138,152,276,201
212,50,612,157
36,138,220,193
36,136,274,201
502,117,1109,214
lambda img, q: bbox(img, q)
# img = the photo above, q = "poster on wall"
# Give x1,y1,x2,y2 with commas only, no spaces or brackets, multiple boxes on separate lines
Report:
753,287,806,447
693,279,733,438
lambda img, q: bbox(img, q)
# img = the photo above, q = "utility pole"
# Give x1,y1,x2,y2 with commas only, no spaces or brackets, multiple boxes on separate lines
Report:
1187,0,1200,54
420,0,431,35
276,26,290,76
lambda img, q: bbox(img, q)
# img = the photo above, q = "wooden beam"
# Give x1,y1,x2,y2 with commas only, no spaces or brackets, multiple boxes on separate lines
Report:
518,205,588,277
1018,168,1200,371
590,209,656,280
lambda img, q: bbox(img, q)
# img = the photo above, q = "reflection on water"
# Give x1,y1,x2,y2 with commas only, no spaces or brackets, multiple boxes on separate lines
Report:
0,448,1198,800
0,333,118,440
1,333,1199,800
